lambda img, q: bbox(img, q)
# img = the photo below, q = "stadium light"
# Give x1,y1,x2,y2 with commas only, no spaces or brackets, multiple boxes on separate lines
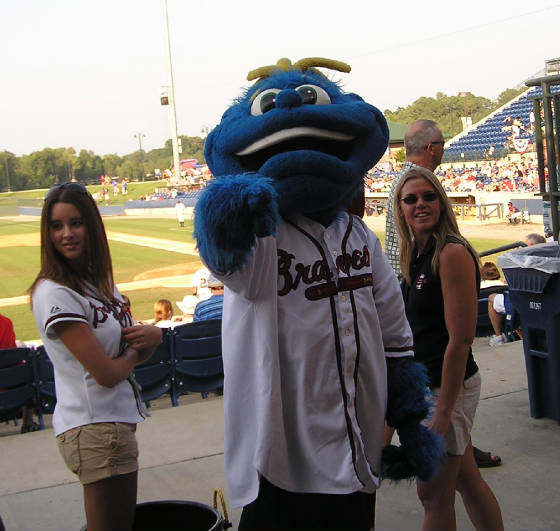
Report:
162,0,181,182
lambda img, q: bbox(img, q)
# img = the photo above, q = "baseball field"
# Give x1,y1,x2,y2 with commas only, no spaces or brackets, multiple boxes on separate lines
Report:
0,209,539,342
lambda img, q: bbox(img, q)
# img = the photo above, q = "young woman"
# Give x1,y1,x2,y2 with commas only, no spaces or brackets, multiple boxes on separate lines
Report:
393,167,503,531
30,182,162,530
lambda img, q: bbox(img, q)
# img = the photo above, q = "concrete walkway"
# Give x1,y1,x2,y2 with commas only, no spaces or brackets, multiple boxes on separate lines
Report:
1,338,559,530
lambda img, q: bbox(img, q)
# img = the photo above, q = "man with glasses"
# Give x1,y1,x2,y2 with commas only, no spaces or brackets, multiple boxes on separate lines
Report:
385,119,445,279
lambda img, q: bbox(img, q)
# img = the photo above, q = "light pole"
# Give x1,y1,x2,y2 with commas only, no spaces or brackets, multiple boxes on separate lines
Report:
134,131,146,152
163,0,181,182
3,150,11,192
134,132,146,181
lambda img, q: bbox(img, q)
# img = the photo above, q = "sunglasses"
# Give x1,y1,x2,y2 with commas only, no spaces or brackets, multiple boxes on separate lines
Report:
400,191,439,205
46,182,89,200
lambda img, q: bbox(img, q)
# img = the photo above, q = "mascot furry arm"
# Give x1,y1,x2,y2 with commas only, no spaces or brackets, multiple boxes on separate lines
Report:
194,58,443,482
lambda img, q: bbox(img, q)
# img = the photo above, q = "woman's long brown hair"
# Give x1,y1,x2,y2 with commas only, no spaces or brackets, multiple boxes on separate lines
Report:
29,185,116,303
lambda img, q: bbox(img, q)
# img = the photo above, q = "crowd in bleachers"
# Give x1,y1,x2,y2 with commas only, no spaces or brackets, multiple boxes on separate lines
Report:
367,156,540,194
443,84,560,163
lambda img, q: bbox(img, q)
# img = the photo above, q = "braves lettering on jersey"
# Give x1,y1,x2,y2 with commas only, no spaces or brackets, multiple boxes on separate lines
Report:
215,212,414,508
32,279,144,436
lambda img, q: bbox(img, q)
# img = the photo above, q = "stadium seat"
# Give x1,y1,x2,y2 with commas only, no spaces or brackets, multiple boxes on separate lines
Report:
172,319,223,401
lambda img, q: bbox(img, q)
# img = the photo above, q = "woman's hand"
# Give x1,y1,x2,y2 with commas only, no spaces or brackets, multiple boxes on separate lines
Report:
122,324,162,364
429,410,452,438
122,324,162,351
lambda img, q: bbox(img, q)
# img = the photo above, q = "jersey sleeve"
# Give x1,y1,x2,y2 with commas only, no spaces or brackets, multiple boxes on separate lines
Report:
213,235,277,300
368,231,414,359
32,281,89,340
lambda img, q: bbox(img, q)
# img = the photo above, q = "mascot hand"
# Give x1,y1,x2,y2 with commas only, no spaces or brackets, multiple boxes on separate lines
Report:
382,357,445,483
194,174,280,275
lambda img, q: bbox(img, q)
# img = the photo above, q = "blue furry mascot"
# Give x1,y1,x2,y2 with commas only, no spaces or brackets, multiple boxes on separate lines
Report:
194,58,443,531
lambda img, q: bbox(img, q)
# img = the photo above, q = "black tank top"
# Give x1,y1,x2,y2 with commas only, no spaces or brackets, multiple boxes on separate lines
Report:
401,235,479,388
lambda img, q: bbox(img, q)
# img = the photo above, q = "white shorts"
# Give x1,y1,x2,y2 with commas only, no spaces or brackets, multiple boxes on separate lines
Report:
428,371,481,455
493,293,505,314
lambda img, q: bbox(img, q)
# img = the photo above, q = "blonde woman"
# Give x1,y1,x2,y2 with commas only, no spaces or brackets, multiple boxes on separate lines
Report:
153,299,175,328
393,167,503,531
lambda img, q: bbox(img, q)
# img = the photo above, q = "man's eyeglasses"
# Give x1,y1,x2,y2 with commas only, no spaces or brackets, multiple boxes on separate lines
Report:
400,191,439,205
425,140,445,149
46,182,89,200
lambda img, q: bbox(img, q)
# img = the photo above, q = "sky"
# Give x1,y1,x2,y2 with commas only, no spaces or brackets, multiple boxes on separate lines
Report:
1,0,559,157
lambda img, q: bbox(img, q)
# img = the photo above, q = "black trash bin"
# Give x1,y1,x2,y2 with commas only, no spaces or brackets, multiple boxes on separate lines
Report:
133,500,227,531
499,242,560,423
81,497,231,531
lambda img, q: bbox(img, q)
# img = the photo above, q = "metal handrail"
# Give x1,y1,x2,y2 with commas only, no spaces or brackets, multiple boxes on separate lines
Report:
479,241,527,257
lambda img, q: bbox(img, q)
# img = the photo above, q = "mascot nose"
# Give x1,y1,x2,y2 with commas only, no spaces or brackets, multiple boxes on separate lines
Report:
275,89,303,109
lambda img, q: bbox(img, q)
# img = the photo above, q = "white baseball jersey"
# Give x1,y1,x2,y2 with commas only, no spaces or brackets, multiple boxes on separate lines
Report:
175,201,185,223
32,279,145,436
217,212,414,508
191,267,212,301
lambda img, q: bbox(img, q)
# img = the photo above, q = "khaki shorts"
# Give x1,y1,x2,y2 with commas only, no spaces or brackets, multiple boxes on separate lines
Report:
428,371,481,455
56,422,138,485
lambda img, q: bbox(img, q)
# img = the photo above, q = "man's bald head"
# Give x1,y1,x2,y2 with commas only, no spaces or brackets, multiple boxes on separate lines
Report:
404,119,444,171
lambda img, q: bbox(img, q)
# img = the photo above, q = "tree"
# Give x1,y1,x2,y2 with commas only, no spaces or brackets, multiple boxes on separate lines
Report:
495,87,526,108
74,149,104,183
103,154,123,176
385,92,493,139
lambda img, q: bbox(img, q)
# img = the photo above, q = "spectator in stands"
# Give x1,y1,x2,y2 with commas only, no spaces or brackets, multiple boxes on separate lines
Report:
386,119,445,278
480,262,506,289
525,232,546,246
0,313,16,349
0,313,41,433
176,295,198,323
153,299,177,328
488,233,546,346
30,182,162,530
394,166,503,531
193,275,224,322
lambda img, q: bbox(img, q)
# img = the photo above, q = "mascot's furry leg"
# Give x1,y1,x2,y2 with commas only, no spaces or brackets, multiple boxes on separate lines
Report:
383,357,445,483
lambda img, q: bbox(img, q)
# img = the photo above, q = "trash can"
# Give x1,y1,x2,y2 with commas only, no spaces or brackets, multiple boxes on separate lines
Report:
81,494,231,531
498,242,560,423
133,500,227,531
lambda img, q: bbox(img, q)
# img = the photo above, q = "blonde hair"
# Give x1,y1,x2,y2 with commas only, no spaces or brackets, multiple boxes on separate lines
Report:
153,299,173,323
393,166,479,284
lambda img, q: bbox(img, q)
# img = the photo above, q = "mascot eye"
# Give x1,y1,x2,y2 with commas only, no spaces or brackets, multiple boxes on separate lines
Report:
296,85,331,105
250,89,281,116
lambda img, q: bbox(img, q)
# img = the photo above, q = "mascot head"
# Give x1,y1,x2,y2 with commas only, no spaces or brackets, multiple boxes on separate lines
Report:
205,57,389,223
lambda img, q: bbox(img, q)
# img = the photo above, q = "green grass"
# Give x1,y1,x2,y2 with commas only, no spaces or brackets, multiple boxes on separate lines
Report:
103,218,195,242
109,241,199,283
0,218,40,235
0,180,168,206
0,241,198,299
0,212,521,341
0,247,41,297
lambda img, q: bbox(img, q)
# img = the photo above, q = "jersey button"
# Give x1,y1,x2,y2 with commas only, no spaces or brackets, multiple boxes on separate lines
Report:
345,328,351,336
341,295,347,302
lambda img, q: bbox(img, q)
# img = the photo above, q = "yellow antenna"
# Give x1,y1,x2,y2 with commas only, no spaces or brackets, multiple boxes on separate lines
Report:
247,57,351,83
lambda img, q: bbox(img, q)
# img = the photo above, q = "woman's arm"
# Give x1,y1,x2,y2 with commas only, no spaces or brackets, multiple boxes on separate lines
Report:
121,324,163,364
430,243,477,436
52,321,139,388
